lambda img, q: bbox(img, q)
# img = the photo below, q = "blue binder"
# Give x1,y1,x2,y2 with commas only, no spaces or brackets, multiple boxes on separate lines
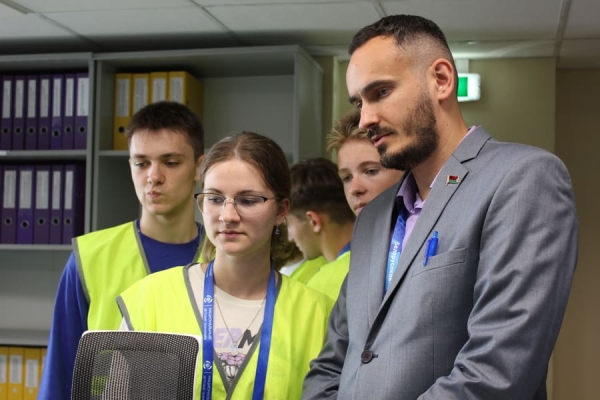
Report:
1,165,19,244
62,163,85,244
1,76,14,151
34,164,51,244
49,164,63,244
50,74,64,150
25,75,39,150
16,165,35,244
37,75,52,150
12,75,26,150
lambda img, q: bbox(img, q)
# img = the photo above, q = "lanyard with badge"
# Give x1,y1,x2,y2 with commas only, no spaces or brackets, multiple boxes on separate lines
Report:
385,207,407,293
201,260,276,399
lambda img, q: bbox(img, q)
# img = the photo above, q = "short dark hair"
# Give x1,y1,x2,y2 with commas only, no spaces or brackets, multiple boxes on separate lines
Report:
349,15,458,94
126,101,204,159
289,158,355,225
198,131,295,269
349,14,452,55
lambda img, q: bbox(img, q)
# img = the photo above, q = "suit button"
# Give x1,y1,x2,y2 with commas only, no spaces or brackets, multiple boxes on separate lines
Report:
361,350,374,364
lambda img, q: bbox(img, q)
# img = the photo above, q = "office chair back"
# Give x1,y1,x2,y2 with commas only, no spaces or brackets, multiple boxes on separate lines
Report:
71,330,200,400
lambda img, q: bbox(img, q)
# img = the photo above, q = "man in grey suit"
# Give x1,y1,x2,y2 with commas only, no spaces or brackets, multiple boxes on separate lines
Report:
302,14,578,400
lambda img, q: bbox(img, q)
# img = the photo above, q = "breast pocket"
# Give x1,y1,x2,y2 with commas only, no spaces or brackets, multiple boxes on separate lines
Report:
412,247,467,277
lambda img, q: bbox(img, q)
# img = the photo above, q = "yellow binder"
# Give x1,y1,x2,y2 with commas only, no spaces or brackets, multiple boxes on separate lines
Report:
168,71,204,120
0,346,8,400
7,347,24,400
150,71,169,103
113,73,133,150
23,348,40,400
38,347,46,389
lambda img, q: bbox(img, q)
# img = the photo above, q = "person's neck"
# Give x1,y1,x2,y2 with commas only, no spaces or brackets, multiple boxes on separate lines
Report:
412,117,469,201
321,222,354,262
211,252,273,300
139,211,198,244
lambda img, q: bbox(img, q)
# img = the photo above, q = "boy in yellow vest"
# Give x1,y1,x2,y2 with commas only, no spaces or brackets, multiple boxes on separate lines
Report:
39,101,205,399
286,158,355,301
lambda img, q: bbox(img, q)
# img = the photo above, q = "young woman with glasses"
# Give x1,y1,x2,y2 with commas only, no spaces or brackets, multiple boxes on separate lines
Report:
117,131,334,399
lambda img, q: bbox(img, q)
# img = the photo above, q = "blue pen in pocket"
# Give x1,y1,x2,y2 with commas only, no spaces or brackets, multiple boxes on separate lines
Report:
424,231,438,266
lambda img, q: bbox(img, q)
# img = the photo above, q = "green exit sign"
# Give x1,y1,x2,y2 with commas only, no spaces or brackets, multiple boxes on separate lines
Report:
457,73,481,102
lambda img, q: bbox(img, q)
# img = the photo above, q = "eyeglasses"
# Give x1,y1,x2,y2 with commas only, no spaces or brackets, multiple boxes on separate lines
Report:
194,193,275,216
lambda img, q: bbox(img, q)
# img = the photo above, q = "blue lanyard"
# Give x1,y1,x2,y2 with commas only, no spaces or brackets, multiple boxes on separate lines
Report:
385,210,407,293
337,242,351,258
201,261,277,400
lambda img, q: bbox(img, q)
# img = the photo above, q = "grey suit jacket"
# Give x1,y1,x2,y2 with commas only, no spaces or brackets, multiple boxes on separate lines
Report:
302,127,578,400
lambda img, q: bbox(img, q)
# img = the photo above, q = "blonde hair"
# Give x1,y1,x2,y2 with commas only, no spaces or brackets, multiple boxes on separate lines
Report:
326,108,370,155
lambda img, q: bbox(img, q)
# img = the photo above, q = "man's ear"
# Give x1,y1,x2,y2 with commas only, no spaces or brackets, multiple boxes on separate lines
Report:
430,58,455,101
305,210,323,233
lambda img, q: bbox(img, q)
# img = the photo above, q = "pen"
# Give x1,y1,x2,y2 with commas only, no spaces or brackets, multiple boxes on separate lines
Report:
424,231,438,266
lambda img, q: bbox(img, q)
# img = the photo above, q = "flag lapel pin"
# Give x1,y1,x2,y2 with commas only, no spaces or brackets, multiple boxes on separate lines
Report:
446,175,460,185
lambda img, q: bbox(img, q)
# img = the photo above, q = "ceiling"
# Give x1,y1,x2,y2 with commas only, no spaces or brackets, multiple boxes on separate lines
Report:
0,0,598,69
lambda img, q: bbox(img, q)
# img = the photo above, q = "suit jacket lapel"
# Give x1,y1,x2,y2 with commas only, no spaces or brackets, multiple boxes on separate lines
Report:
379,128,492,310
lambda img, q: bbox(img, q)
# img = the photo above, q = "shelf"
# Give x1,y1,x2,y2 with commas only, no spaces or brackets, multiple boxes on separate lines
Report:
0,329,49,347
0,150,87,160
94,45,309,78
0,244,72,251
0,52,91,73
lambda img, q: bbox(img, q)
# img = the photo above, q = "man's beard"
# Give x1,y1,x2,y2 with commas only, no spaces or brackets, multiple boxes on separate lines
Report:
370,93,438,171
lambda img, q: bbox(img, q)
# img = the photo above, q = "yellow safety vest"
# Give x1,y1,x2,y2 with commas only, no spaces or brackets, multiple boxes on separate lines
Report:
118,265,333,399
289,256,327,284
306,251,351,302
74,221,202,330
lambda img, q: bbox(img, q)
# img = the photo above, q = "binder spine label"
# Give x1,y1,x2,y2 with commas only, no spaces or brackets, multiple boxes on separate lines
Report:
133,77,148,113
25,359,38,389
152,78,166,102
65,170,73,210
52,171,62,210
65,78,74,117
40,79,50,118
116,79,130,117
170,77,184,103
3,170,16,209
9,354,22,384
15,80,24,119
37,171,50,209
19,170,33,209
52,78,62,117
2,81,10,118
77,77,89,117
27,79,37,118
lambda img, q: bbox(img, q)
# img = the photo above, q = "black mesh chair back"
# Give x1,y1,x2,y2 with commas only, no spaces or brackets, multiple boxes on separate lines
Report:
71,330,200,400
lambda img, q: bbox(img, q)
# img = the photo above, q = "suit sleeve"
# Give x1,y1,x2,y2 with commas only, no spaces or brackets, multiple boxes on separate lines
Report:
419,151,578,399
302,276,350,399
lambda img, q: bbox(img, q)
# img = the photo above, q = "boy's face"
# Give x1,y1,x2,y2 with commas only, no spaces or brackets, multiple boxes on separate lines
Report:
129,129,200,218
337,138,404,215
